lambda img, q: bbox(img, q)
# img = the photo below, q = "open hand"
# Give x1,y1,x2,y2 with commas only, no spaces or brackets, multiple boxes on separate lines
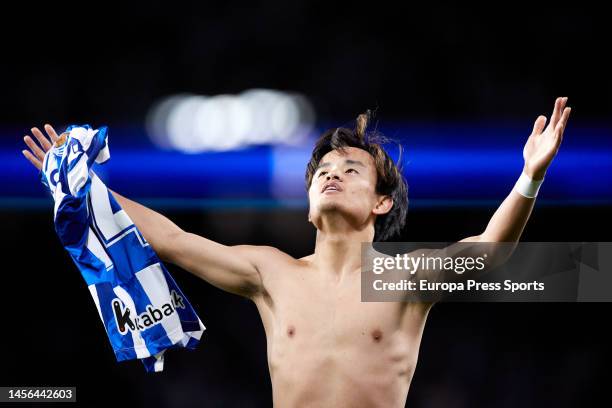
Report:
22,124,61,171
523,97,571,180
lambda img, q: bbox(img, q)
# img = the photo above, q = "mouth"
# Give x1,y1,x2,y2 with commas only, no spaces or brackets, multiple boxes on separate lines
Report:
321,182,342,193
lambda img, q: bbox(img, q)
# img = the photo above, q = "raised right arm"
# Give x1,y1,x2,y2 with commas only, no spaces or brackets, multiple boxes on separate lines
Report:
110,190,263,297
23,124,263,298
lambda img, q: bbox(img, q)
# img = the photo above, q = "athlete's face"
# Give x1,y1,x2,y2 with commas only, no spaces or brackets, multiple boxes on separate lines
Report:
308,147,392,228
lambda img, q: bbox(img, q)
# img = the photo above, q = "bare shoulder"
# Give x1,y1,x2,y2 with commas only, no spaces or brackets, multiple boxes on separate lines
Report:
299,253,315,263
232,244,307,269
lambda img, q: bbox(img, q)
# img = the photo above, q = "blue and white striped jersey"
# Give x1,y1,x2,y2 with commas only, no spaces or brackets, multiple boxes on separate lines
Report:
40,125,205,372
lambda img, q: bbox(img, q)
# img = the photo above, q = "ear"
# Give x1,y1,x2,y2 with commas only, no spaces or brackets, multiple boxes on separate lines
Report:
373,195,393,215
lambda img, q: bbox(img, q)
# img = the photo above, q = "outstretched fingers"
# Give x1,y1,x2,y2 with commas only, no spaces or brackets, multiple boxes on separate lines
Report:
22,149,43,170
550,97,568,130
30,127,53,152
21,124,63,172
44,124,60,143
532,115,547,136
554,107,572,146
23,135,47,162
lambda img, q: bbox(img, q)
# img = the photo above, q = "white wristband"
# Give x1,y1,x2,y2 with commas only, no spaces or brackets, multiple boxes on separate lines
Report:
514,171,544,198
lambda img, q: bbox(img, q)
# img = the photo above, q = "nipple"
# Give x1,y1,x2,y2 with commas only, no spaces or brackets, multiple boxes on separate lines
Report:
371,329,383,342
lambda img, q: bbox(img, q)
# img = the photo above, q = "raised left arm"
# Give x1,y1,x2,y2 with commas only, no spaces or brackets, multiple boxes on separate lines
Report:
411,99,571,306
463,96,572,243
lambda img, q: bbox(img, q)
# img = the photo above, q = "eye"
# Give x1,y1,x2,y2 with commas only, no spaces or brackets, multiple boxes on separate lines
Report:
318,171,328,177
345,168,358,174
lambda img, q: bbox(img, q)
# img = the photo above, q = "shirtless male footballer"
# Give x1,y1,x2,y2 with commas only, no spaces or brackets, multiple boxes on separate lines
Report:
22,97,571,407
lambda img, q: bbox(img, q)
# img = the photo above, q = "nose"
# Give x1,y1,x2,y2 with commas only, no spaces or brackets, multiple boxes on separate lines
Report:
326,171,341,181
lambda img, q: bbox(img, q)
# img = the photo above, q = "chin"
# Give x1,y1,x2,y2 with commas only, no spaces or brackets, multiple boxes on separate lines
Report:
318,202,340,212
319,198,355,215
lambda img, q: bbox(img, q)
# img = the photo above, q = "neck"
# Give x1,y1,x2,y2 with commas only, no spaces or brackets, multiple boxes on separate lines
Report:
312,215,375,279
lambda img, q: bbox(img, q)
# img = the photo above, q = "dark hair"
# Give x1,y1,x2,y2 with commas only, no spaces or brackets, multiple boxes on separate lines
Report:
305,110,408,241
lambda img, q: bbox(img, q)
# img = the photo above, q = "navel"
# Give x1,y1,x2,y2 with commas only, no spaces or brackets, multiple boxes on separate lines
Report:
287,325,296,338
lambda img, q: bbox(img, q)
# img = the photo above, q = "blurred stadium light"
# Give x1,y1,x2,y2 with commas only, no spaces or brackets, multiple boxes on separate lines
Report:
146,89,315,152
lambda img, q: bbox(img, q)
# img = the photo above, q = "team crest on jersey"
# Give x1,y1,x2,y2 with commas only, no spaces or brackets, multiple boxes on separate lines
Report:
112,290,186,335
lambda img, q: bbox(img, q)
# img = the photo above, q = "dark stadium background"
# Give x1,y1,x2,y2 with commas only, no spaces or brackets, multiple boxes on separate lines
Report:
1,2,610,407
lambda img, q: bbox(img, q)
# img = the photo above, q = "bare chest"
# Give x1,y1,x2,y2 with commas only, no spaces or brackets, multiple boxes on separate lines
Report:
257,266,427,349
